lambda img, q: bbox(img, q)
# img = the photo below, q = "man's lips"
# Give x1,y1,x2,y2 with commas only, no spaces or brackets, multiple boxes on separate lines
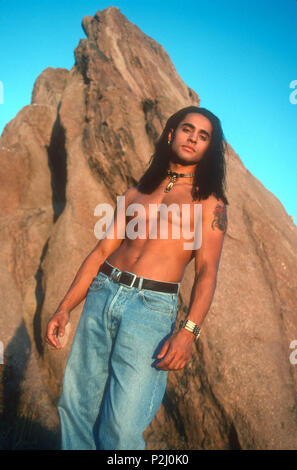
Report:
182,145,195,152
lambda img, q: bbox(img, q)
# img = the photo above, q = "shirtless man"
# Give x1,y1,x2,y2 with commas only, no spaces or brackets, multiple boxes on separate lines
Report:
45,106,228,450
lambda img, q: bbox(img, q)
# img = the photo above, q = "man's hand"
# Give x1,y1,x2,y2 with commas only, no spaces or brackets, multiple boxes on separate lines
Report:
156,328,195,371
45,310,70,349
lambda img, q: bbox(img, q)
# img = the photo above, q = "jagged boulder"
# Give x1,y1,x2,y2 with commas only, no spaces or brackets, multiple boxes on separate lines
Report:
0,7,296,450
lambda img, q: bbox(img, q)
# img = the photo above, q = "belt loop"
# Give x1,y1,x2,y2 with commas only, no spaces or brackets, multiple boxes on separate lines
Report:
138,277,144,290
104,260,115,279
111,267,120,281
112,268,122,283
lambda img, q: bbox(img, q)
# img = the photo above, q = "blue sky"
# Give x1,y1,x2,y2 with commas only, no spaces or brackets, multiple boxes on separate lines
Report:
0,0,296,222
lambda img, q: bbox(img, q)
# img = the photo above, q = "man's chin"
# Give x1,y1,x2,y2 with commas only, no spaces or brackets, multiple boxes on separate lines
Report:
170,155,199,166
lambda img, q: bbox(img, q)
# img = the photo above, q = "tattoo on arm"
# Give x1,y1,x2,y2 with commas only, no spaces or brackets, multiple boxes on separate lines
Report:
211,204,228,232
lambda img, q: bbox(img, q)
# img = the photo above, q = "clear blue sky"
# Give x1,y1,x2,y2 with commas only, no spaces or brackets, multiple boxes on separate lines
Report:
0,0,296,222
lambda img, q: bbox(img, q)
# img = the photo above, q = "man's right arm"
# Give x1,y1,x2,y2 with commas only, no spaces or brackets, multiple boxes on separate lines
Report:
45,187,137,349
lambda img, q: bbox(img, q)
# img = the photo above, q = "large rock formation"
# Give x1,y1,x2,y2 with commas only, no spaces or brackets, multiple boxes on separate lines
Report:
0,7,296,449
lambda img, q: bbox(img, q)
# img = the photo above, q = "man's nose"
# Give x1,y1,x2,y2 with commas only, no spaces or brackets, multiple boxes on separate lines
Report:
188,134,197,143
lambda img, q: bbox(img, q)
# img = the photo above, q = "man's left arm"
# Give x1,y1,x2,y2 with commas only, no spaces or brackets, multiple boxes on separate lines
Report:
156,197,228,371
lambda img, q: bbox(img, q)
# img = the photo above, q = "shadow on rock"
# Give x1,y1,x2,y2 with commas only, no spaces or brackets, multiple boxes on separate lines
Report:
0,320,59,449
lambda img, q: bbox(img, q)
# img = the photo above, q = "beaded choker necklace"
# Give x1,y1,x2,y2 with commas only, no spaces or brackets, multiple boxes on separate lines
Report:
164,169,195,193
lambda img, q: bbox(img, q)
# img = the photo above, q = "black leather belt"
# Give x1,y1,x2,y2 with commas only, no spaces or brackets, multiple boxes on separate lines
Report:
99,261,179,294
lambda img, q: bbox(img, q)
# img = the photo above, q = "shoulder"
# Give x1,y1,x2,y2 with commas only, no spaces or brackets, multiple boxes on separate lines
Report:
119,186,139,208
193,194,227,212
123,186,139,199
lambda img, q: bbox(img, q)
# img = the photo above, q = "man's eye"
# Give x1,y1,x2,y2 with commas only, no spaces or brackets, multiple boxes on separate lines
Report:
183,127,191,132
199,135,207,141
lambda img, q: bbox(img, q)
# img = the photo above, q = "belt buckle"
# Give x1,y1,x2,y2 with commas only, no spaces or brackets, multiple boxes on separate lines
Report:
126,272,137,288
111,269,122,283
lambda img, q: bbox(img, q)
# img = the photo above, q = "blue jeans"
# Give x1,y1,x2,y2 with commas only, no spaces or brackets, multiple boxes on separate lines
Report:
57,262,180,450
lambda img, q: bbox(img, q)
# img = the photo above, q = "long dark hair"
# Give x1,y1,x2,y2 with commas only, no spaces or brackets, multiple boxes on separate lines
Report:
137,106,229,205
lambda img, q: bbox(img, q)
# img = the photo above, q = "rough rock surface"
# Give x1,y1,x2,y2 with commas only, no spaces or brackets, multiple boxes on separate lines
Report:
0,7,296,449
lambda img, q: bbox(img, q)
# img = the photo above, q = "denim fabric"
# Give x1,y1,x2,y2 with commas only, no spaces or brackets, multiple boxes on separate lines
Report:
57,263,180,450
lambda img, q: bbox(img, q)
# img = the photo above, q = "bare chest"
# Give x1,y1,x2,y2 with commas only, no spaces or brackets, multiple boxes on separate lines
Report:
125,184,201,239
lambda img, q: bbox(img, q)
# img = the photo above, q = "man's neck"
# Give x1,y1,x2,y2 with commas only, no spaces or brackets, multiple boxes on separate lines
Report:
168,163,197,176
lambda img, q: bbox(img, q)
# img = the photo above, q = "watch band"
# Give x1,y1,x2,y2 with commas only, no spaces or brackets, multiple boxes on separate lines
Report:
179,319,201,340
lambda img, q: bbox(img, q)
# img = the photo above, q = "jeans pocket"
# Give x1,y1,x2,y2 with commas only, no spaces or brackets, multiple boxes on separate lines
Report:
140,289,175,316
88,272,108,292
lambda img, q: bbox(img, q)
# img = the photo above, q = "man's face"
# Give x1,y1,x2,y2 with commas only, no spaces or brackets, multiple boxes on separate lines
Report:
168,113,213,165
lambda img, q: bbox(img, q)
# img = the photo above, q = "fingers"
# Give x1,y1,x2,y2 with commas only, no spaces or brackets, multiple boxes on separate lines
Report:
45,320,62,349
45,311,69,349
59,325,65,337
156,346,186,371
157,340,170,360
157,356,186,370
156,341,179,370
